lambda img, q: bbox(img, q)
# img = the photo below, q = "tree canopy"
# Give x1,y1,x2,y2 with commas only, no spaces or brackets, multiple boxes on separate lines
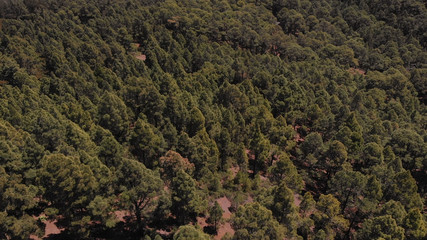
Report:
0,0,425,238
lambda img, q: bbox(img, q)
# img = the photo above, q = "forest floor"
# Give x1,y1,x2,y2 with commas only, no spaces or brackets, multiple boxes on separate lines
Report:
348,67,366,75
29,166,302,240
29,218,61,240
214,196,234,240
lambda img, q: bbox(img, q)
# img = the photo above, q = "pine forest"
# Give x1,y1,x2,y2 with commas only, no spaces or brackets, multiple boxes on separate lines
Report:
0,0,426,239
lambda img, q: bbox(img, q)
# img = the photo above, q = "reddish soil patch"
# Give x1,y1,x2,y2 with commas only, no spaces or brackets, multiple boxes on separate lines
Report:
259,175,268,182
215,222,234,240
294,194,301,207
216,197,232,219
157,228,173,236
135,54,146,61
245,149,255,161
214,197,235,239
294,133,304,142
348,68,366,75
44,220,62,236
197,216,209,229
115,210,130,222
293,125,305,142
29,218,63,240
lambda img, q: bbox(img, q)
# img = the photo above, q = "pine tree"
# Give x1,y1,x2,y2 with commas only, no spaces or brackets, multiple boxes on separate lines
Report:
358,215,404,240
130,119,164,168
404,208,427,240
171,170,206,223
232,202,286,240
249,124,270,177
118,159,163,231
173,225,210,240
271,181,300,236
208,201,223,233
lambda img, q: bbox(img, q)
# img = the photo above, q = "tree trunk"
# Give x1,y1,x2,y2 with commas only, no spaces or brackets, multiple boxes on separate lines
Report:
341,190,352,214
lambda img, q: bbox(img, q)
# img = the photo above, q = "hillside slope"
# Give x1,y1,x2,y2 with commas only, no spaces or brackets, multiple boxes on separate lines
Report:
0,0,426,239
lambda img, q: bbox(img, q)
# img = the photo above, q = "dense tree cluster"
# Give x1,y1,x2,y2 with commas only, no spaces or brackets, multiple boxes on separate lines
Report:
0,0,425,239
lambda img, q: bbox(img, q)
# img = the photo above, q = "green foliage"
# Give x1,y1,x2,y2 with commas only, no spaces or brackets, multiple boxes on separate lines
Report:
249,124,271,176
171,170,207,223
130,118,165,168
268,151,303,192
0,166,42,239
118,159,163,228
388,129,426,170
188,129,220,175
98,92,130,141
173,225,210,240
358,215,405,240
361,142,384,169
88,196,117,228
208,201,223,232
270,181,300,236
313,194,349,239
0,0,425,238
231,202,286,240
38,153,98,236
236,143,249,172
328,166,367,213
404,208,427,240
387,170,423,210
159,150,195,183
298,192,316,238
301,132,323,157
187,107,205,137
380,200,407,226
300,192,316,217
321,140,348,176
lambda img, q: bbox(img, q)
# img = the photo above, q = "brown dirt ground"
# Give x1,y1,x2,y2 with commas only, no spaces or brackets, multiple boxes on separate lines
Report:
215,197,234,239
29,218,62,240
197,216,209,229
115,210,130,222
348,67,366,75
135,54,146,61
294,194,301,207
